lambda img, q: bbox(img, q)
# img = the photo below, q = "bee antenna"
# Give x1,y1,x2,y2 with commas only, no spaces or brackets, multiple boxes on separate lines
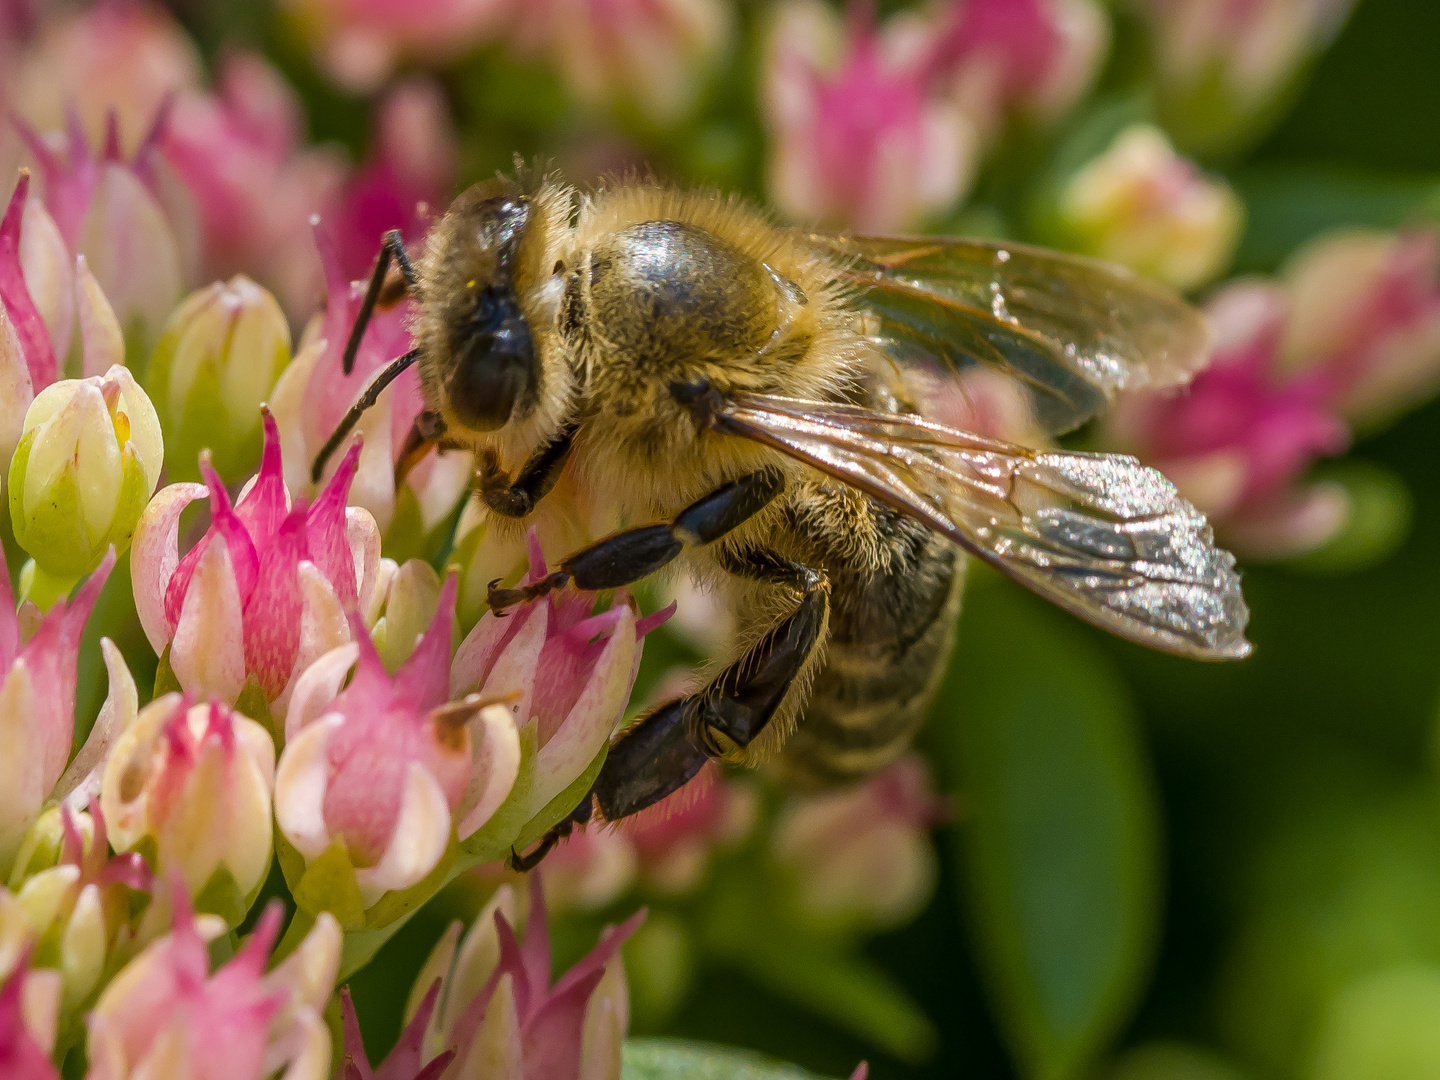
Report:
310,348,423,483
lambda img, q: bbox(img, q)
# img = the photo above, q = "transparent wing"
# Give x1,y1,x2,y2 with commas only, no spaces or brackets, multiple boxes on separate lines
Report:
719,394,1251,660
792,232,1212,435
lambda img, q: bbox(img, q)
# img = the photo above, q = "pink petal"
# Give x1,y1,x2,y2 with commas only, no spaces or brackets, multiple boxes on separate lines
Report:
242,507,307,701
307,439,362,609
375,979,441,1080
521,969,603,1080
493,912,533,1020
165,464,259,628
131,482,208,653
0,174,57,389
234,411,289,546
337,987,373,1080
0,951,61,1080
0,541,17,671
393,575,457,713
549,909,646,1003
520,875,552,1003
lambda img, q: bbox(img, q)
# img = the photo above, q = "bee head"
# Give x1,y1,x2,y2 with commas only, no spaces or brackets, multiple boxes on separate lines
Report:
436,191,538,433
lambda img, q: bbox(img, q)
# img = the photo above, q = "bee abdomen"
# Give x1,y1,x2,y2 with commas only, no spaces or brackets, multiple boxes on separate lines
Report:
780,528,965,787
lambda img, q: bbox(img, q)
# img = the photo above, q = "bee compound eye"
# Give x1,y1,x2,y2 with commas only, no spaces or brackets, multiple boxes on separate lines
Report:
448,295,536,431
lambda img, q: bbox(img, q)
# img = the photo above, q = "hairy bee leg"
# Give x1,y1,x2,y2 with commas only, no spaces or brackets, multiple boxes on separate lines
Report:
393,410,448,489
479,421,579,518
310,347,422,482
342,228,417,376
507,791,594,871
487,467,785,608
590,558,829,821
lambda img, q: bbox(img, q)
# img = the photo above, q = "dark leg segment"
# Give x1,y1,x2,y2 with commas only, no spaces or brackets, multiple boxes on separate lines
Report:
341,229,417,376
594,556,827,820
478,422,578,518
487,468,785,609
507,550,828,864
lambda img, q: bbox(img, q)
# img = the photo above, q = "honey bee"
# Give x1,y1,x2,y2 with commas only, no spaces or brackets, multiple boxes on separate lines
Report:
313,170,1251,866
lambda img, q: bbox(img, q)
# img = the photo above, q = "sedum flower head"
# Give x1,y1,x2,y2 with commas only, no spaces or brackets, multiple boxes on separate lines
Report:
9,804,153,1015
146,275,292,484
1104,227,1440,559
771,755,948,935
13,104,192,352
1055,123,1244,291
0,549,115,872
99,698,275,925
1137,0,1360,157
131,411,385,710
275,576,517,908
86,887,338,1080
451,532,673,827
405,877,642,1080
270,226,472,547
0,937,62,1080
763,0,1106,232
8,365,161,604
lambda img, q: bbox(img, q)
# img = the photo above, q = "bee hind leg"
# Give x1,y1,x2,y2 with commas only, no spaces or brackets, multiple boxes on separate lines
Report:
597,553,828,823
507,552,828,866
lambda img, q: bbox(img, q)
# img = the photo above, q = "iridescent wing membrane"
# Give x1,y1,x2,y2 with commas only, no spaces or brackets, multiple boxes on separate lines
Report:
718,396,1251,660
789,233,1212,435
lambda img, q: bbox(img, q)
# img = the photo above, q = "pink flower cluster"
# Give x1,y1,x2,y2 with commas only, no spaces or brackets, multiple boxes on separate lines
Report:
1105,228,1440,558
764,0,1107,231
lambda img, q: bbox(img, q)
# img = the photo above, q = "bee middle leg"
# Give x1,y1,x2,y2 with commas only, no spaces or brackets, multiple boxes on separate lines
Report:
486,467,786,608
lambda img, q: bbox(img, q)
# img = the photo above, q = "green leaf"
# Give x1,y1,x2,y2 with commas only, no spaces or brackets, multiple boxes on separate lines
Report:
1229,166,1440,274
513,742,608,851
622,1039,855,1080
153,644,182,698
234,675,282,748
192,864,250,928
735,943,937,1066
943,578,1162,1080
458,724,538,862
288,839,366,930
1287,462,1413,576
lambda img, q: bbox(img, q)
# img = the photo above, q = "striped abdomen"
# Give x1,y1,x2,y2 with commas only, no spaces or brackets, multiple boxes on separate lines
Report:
780,509,964,786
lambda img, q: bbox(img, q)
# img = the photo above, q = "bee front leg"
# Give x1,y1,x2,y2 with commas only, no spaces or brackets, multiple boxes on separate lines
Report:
478,422,578,519
487,467,786,608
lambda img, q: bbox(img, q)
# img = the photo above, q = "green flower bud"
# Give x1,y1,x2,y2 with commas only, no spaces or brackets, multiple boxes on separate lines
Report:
8,366,162,608
146,275,291,484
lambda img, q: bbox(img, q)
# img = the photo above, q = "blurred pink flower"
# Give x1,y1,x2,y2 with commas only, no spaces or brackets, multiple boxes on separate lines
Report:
772,755,948,934
1104,228,1440,558
622,762,755,897
434,877,642,1080
515,0,732,124
336,982,454,1080
8,803,153,1012
276,577,519,905
6,0,201,157
86,888,337,1080
271,224,472,539
99,699,276,913
0,549,114,871
763,0,1105,231
0,172,54,390
1055,123,1243,290
1138,0,1359,155
13,105,190,350
130,411,385,709
451,532,673,825
280,0,508,93
324,78,455,284
0,948,60,1080
160,51,347,321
